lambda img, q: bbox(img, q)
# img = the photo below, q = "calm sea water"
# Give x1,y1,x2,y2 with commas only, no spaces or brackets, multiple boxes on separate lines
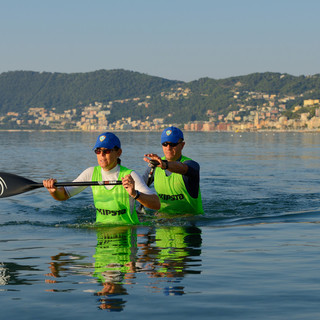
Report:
1,131,320,319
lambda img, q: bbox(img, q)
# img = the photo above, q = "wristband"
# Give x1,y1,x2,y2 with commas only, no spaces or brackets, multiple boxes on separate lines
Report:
133,190,141,200
162,160,169,170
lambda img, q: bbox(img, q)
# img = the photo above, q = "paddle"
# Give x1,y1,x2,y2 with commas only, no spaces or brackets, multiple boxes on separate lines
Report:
146,159,160,186
0,171,122,198
138,159,160,211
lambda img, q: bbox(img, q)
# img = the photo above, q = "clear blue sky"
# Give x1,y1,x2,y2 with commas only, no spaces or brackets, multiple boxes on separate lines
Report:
1,0,320,82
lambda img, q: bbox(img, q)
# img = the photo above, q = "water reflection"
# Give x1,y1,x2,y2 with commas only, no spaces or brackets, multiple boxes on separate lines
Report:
44,252,87,289
0,262,40,286
42,225,202,312
92,225,202,310
93,226,137,311
142,226,202,295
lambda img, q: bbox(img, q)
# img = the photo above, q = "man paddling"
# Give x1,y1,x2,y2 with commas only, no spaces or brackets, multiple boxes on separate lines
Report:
43,132,160,225
143,126,203,216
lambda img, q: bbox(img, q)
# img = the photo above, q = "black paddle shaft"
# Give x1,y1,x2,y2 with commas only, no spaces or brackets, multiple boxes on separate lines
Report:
0,172,122,198
138,159,160,212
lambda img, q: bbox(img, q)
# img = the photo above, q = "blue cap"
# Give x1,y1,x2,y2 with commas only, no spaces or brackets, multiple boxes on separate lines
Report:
93,132,121,150
161,126,184,144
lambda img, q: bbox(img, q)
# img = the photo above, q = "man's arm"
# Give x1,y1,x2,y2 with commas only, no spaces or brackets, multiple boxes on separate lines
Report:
181,160,200,198
164,160,188,175
143,154,200,198
143,153,189,174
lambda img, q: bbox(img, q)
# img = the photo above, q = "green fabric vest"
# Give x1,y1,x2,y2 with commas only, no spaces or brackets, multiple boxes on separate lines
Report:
93,226,137,283
92,165,140,225
155,227,191,274
153,155,204,215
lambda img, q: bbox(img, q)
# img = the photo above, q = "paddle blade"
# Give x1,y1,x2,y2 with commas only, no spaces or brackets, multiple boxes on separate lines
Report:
0,172,42,198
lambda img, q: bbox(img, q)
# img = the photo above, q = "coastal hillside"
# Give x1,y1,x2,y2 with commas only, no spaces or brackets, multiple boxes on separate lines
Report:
1,70,320,125
0,69,181,114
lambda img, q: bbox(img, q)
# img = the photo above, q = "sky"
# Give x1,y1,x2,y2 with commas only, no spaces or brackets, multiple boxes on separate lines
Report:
1,0,320,82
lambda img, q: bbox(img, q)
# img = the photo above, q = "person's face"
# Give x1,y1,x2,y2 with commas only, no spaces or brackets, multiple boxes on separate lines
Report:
95,148,122,171
162,141,185,161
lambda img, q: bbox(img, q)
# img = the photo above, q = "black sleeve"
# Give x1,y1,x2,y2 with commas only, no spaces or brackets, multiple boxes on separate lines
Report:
182,160,200,198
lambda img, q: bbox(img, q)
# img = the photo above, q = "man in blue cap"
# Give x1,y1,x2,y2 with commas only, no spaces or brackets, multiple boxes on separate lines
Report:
144,126,203,216
43,132,160,225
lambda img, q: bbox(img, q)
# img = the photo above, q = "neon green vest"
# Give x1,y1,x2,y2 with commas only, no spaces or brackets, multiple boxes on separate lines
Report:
155,227,188,273
93,226,137,283
154,156,204,215
92,165,140,225
155,226,202,274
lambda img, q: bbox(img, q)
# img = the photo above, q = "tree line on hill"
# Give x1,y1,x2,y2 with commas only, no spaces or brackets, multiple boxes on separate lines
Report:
1,69,320,123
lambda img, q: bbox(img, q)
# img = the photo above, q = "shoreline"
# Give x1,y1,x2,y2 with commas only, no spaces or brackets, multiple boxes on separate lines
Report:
1,129,320,133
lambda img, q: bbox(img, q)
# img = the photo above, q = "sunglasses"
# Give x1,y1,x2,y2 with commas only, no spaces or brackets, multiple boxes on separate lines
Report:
94,148,114,155
162,142,181,147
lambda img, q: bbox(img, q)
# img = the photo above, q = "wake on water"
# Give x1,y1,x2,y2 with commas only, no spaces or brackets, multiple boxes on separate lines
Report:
2,190,320,229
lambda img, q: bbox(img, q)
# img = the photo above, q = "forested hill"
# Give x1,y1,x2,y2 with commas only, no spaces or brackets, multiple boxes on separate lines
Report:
0,69,181,113
1,70,320,123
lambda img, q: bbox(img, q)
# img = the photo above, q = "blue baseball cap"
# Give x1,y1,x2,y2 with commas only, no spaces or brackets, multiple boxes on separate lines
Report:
93,132,121,150
161,126,184,144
